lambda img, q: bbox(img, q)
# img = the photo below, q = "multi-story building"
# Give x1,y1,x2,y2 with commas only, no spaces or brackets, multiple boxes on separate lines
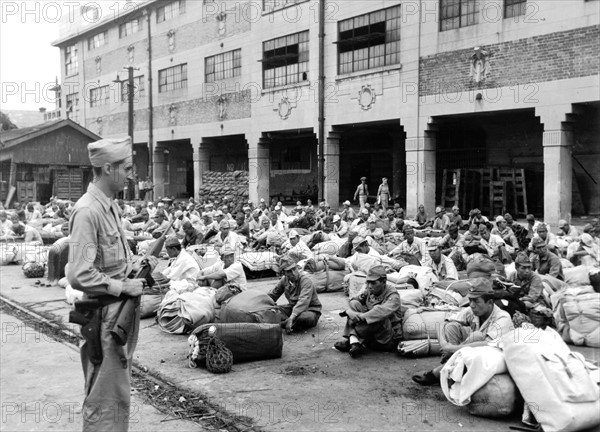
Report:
52,0,599,225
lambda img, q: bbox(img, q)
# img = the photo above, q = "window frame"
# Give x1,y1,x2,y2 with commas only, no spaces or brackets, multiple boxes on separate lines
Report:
205,49,242,83
158,64,188,93
88,31,108,50
156,0,186,23
89,85,110,108
119,17,143,38
66,92,80,122
121,76,145,102
65,44,78,76
336,5,401,75
504,0,527,18
262,30,309,89
439,0,479,31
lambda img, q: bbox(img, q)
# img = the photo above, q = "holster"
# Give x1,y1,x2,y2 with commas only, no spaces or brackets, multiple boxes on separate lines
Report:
69,300,103,365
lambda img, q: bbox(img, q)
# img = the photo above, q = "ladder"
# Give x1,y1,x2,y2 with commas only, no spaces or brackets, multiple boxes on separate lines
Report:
479,168,493,214
513,169,528,217
490,181,507,217
441,169,461,211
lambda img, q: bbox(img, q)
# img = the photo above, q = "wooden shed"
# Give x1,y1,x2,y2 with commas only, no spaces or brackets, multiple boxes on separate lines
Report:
0,119,101,204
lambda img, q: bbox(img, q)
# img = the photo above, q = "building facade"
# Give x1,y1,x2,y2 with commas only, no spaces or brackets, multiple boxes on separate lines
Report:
51,0,600,225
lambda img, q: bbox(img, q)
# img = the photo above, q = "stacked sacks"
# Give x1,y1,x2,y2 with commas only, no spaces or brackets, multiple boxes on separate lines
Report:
198,171,249,202
551,284,600,348
157,287,216,334
304,256,348,293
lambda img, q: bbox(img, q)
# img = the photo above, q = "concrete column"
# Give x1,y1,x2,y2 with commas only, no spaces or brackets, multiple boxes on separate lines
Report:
390,131,405,206
153,147,165,200
193,141,210,201
543,127,573,226
405,132,436,217
248,136,270,205
324,131,341,210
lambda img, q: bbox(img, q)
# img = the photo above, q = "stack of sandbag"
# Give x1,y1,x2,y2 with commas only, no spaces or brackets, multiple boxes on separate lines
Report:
198,170,249,202
140,273,171,319
344,272,366,298
190,323,283,366
157,287,216,334
311,238,346,256
305,256,348,293
563,266,593,286
551,285,600,348
441,346,519,418
402,308,459,340
503,326,600,431
238,251,280,272
220,290,280,324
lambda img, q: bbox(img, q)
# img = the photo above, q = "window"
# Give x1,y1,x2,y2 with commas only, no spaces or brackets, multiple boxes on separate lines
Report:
119,18,143,38
271,141,311,170
157,0,185,23
90,85,110,107
65,44,78,76
337,6,401,75
440,0,479,31
66,93,80,123
205,49,241,83
88,31,107,50
262,31,309,89
121,76,145,102
263,0,306,13
504,0,526,18
158,64,188,92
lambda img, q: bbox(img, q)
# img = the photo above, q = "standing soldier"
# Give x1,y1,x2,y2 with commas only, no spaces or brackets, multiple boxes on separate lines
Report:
376,177,391,211
353,177,369,210
66,137,157,431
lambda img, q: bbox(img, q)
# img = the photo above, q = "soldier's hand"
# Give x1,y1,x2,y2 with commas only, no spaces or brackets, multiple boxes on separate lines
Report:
122,279,145,297
143,256,159,271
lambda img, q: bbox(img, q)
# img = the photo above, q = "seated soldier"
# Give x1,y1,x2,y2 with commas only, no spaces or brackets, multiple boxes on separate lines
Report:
350,208,370,231
196,247,247,289
500,253,548,310
530,237,564,280
212,219,241,252
414,204,432,230
491,216,519,252
380,210,397,234
181,220,201,248
431,207,450,232
556,219,579,241
359,216,384,244
233,212,250,238
346,236,382,273
388,225,427,263
334,265,402,358
162,236,200,282
147,210,173,238
281,229,312,261
268,257,322,334
422,241,458,281
479,223,511,263
567,233,599,267
439,223,466,269
466,208,489,230
340,200,356,222
449,206,463,229
412,278,513,385
529,223,558,255
331,214,349,238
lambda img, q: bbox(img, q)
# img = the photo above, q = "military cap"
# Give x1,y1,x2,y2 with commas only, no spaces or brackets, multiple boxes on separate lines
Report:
279,257,297,271
219,219,230,229
360,177,367,181
352,236,367,247
164,236,180,248
467,278,494,298
87,137,131,167
332,215,340,222
366,265,387,282
288,229,300,239
531,237,547,248
515,253,532,267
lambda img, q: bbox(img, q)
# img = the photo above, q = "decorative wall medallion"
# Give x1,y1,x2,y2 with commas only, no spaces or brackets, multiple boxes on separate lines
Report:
469,47,490,84
358,85,376,110
167,29,176,53
276,97,294,120
96,117,103,135
168,104,177,125
216,95,227,120
217,12,227,36
127,45,135,63
95,56,101,74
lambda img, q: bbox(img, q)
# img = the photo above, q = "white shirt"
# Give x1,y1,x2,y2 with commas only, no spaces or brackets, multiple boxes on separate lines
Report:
422,254,459,280
282,239,313,260
162,249,200,281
